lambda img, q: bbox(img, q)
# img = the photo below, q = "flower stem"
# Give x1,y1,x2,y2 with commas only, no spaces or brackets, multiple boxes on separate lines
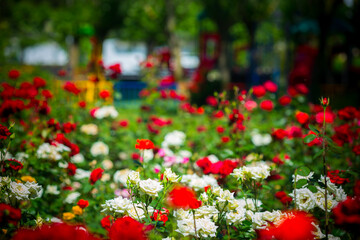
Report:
192,210,198,239
322,107,329,240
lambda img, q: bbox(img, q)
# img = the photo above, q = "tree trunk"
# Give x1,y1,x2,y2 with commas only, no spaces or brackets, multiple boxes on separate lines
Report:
165,0,183,82
69,36,79,80
89,37,104,81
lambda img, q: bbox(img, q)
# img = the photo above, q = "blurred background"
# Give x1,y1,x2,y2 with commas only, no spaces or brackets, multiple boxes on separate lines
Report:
1,0,359,107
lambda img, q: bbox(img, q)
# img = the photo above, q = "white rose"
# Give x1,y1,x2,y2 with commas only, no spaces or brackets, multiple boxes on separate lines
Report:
102,159,114,170
164,168,180,183
197,217,218,237
9,181,30,200
127,204,154,221
101,196,132,217
114,169,130,185
71,153,85,163
46,185,60,195
90,141,109,156
139,179,163,197
127,170,140,186
64,192,80,204
80,124,98,135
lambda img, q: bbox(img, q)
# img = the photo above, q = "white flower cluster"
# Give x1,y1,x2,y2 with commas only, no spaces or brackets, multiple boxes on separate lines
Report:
80,123,98,135
3,180,43,202
162,130,186,148
290,175,347,212
175,208,218,238
231,161,270,182
94,106,118,119
101,197,154,221
181,174,219,191
251,130,272,146
90,141,109,156
163,168,180,183
101,196,132,217
37,142,70,161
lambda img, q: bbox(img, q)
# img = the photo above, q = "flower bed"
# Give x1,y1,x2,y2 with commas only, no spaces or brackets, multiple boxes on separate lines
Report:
1,68,359,239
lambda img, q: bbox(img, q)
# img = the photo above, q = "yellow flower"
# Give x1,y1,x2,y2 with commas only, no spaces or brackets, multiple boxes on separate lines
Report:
62,212,75,221
72,206,83,215
21,176,36,182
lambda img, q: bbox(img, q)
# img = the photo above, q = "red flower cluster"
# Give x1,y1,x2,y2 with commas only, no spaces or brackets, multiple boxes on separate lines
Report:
167,186,202,209
180,103,204,115
331,124,355,147
338,106,359,121
353,145,360,155
54,133,80,156
257,211,315,240
108,216,147,240
158,89,186,101
108,63,122,79
13,223,99,240
0,123,11,140
327,170,349,185
206,96,218,107
33,77,46,88
63,82,81,95
0,203,21,225
275,191,292,205
3,159,23,172
135,139,155,150
287,83,309,97
196,157,238,177
63,122,76,133
332,181,360,233
89,168,104,185
77,199,89,209
151,208,169,225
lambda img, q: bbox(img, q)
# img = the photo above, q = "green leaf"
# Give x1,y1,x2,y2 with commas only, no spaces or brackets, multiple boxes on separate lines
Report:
307,185,318,193
262,184,272,190
133,160,143,168
308,124,319,134
295,179,308,188
313,149,324,160
303,134,316,143
297,166,310,177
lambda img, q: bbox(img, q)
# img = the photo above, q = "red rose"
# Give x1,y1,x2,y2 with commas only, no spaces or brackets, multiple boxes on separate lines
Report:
41,90,53,99
216,126,225,134
89,168,104,185
272,129,288,140
213,110,224,118
101,216,112,231
333,196,360,233
353,145,360,155
0,203,21,225
99,90,111,99
219,159,238,177
278,95,292,106
316,111,335,124
338,106,359,121
0,124,11,140
33,77,46,88
167,186,202,209
206,96,218,107
260,100,274,111
257,211,315,240
252,85,266,98
78,101,86,108
135,139,155,150
58,69,67,76
4,159,23,171
13,223,99,240
8,69,20,79
109,216,147,240
196,157,212,173
67,163,77,176
63,82,81,95
295,111,309,124
221,136,230,143
77,199,89,209
263,81,278,93
119,120,129,128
